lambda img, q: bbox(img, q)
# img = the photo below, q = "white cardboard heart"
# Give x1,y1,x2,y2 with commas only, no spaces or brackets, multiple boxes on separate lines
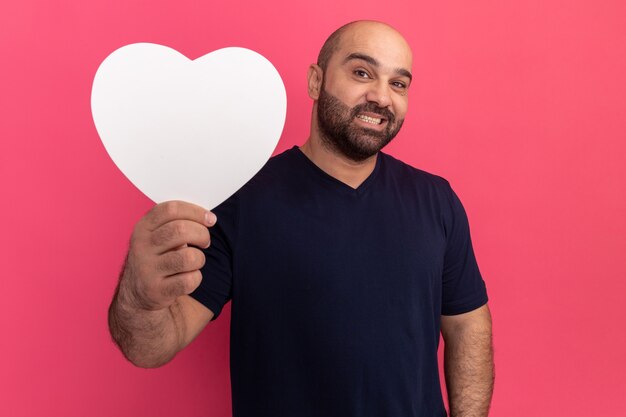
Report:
91,43,286,209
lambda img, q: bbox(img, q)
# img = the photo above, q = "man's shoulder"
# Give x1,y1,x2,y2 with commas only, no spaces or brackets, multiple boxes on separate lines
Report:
379,151,451,190
264,146,300,171
225,146,302,203
244,146,299,185
211,147,300,220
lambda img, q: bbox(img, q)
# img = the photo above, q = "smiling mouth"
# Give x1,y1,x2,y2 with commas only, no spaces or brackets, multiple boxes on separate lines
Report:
356,114,385,125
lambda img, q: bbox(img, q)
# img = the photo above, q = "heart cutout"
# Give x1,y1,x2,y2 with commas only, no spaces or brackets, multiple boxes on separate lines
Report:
91,43,286,209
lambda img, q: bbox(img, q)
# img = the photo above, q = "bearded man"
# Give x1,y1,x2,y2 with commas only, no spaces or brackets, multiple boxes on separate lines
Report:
108,20,494,417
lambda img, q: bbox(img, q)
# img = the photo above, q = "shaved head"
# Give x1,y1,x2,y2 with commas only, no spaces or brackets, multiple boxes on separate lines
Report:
317,22,353,70
317,21,411,70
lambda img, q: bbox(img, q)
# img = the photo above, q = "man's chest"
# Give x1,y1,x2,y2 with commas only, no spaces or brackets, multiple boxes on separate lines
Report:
233,190,447,313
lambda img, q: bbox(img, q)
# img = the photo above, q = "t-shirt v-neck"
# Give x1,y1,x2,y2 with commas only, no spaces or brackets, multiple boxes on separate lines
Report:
291,145,382,196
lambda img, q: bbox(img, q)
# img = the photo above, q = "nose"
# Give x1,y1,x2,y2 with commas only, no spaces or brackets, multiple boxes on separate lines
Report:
365,80,392,108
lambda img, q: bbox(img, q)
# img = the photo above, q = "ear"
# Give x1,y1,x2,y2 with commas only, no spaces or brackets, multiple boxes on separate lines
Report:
307,64,323,100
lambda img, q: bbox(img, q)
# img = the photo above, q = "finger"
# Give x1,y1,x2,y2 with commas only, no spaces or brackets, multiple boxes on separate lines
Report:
144,200,217,231
150,219,211,253
159,270,203,299
156,247,206,277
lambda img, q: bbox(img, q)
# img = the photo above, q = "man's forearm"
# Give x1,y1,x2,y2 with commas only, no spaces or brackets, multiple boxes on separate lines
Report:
443,314,494,417
108,279,186,368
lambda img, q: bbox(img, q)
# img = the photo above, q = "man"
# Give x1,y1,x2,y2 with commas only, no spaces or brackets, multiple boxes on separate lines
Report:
108,20,494,417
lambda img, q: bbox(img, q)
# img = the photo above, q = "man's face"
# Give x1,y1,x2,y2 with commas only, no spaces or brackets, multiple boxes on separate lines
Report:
313,22,413,162
316,81,404,162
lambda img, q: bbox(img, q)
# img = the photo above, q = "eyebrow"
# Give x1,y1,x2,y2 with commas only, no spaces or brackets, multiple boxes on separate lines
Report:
343,52,413,81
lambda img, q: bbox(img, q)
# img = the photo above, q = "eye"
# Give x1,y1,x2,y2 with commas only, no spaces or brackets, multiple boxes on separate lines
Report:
354,69,371,79
391,81,408,90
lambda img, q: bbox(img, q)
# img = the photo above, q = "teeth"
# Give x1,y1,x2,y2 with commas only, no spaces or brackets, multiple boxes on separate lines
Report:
357,115,382,125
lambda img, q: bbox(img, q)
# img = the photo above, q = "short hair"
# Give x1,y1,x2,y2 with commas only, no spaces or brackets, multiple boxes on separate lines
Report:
316,22,355,70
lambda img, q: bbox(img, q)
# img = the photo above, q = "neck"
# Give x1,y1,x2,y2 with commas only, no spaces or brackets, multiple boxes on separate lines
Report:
299,131,378,190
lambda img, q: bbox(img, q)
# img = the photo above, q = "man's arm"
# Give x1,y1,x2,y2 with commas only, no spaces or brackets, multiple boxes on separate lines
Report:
108,201,216,368
109,290,213,367
441,304,494,417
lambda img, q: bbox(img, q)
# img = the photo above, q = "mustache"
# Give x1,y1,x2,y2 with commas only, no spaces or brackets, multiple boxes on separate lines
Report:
350,103,395,123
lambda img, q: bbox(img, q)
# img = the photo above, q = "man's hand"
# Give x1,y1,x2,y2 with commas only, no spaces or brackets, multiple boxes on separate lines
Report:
121,201,216,310
108,201,216,367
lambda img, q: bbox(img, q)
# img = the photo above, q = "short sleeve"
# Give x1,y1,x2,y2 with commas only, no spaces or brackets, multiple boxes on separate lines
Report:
189,194,238,320
441,184,488,315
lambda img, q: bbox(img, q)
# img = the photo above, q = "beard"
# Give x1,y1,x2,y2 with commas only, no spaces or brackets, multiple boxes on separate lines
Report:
316,88,404,162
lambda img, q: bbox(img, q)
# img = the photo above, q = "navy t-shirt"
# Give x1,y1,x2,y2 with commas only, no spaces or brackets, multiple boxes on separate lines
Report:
191,146,488,417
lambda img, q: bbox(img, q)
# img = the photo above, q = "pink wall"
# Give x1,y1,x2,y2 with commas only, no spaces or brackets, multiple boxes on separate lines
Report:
2,1,625,416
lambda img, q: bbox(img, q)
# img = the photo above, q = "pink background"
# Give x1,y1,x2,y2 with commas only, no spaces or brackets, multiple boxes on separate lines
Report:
1,1,625,416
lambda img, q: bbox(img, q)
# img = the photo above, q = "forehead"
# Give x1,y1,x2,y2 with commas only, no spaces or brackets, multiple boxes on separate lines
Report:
332,23,413,71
